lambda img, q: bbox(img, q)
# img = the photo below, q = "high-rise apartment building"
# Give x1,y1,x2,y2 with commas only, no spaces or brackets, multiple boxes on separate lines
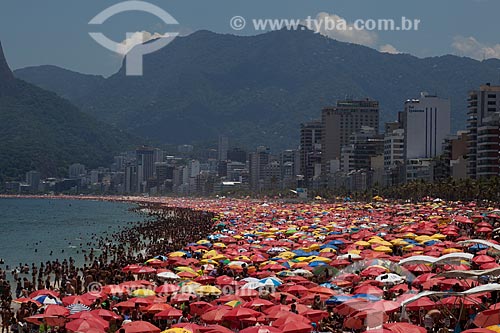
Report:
402,92,451,160
467,84,500,178
322,99,379,176
299,121,322,184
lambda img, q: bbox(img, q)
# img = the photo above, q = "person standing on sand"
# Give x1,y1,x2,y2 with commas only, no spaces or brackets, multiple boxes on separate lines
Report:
1,307,12,333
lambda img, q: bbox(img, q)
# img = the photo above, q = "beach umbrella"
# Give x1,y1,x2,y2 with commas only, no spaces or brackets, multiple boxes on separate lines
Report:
195,285,222,296
375,273,404,284
157,271,181,279
44,304,70,316
405,297,435,311
131,289,156,297
203,325,234,333
223,307,262,321
225,300,242,308
236,288,259,298
67,302,91,314
32,294,62,305
121,321,161,333
130,266,156,274
171,293,196,303
201,306,231,324
66,317,109,332
144,303,172,313
438,296,480,307
89,309,122,321
190,301,213,316
114,301,136,308
360,300,400,313
486,327,500,333
286,285,309,295
308,286,336,296
475,309,500,328
240,326,282,333
344,310,388,329
25,314,62,326
29,289,60,299
13,298,41,306
473,255,496,265
179,282,201,294
383,322,426,333
279,321,312,333
154,308,183,320
462,330,496,333
195,275,216,285
333,299,369,316
260,277,283,286
302,309,329,322
243,298,274,309
272,313,311,327
102,284,127,295
242,281,265,290
354,285,384,297
161,329,191,333
169,323,202,332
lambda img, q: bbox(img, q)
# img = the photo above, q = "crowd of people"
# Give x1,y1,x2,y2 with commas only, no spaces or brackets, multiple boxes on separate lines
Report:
0,197,500,333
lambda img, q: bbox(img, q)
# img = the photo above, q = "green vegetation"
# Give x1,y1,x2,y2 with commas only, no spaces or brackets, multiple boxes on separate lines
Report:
311,177,500,203
0,78,136,186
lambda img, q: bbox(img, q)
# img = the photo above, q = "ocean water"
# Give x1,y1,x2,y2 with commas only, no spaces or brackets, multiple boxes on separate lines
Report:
0,198,139,271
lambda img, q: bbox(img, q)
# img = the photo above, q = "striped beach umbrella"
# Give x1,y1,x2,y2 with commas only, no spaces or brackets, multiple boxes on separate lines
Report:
67,303,91,314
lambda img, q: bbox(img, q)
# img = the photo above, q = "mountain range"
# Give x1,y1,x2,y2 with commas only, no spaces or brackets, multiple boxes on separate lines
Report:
14,29,500,150
0,42,136,184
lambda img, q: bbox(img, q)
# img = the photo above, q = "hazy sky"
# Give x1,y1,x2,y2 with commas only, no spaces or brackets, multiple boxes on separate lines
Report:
1,0,499,76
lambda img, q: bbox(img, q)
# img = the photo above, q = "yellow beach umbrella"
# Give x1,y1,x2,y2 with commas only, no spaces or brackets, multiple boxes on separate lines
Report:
203,250,218,259
210,254,228,261
391,239,408,246
162,329,192,333
131,289,156,297
415,236,433,243
374,246,393,253
169,251,187,258
355,241,371,247
486,326,500,333
200,259,218,265
442,248,462,254
195,285,222,296
175,266,197,274
225,300,242,308
310,257,331,262
430,234,446,240
277,252,296,259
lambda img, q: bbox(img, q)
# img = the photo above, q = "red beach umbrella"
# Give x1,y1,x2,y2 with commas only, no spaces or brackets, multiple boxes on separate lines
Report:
474,309,500,328
154,308,183,320
121,321,161,333
383,322,427,333
45,304,70,317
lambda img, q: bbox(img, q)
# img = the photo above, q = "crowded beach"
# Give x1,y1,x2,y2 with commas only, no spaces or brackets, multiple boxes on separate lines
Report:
1,196,500,333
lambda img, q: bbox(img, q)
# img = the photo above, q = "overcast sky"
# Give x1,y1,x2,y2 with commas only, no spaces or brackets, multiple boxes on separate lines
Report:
1,0,499,76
